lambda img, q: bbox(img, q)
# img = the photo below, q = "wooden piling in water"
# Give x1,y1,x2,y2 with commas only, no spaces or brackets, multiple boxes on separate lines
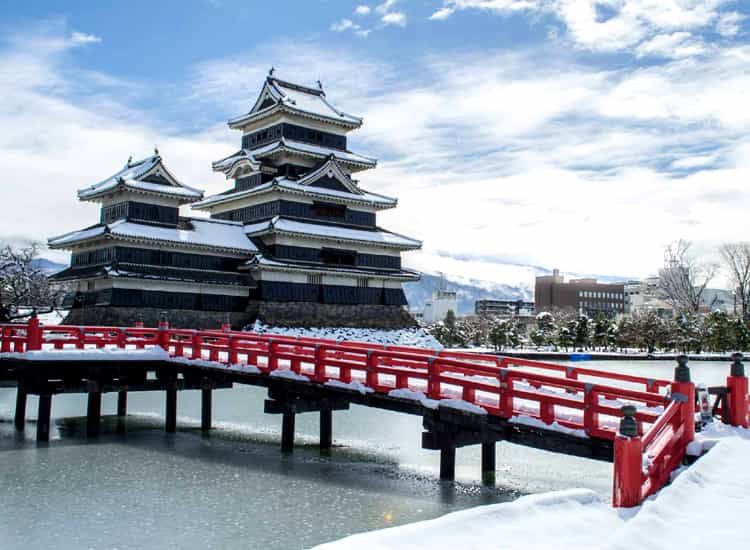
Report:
117,391,127,417
37,394,52,442
320,409,333,450
14,387,26,431
165,383,177,433
87,389,102,437
481,441,496,484
281,411,295,453
201,387,212,432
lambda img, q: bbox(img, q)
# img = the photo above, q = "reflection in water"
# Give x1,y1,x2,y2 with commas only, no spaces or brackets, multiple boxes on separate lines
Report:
0,360,728,549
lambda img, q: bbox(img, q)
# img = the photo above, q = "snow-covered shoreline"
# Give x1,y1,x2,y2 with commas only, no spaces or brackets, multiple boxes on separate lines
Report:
314,427,750,549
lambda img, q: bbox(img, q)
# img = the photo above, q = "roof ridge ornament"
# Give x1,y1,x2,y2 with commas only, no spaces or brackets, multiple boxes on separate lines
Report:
126,155,132,167
154,146,159,157
269,66,275,76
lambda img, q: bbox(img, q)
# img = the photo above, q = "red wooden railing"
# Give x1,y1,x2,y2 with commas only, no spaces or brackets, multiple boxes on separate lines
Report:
3,319,746,507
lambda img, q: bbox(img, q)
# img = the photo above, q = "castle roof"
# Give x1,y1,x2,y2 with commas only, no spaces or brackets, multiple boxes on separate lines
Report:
243,216,422,250
48,217,257,255
228,76,362,130
77,154,204,203
245,255,420,281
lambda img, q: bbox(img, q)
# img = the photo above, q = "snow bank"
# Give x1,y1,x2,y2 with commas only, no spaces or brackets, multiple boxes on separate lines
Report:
0,348,170,361
315,435,750,549
248,321,442,350
314,489,621,550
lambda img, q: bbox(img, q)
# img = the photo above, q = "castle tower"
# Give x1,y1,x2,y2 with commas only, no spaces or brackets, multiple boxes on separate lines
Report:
48,152,258,327
192,73,421,328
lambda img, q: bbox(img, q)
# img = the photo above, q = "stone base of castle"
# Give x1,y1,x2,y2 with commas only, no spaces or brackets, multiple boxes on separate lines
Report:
61,302,418,331
247,301,418,330
62,307,253,330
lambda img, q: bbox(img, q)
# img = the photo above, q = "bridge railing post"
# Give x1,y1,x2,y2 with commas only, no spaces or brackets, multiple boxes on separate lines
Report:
583,384,597,435
26,315,42,351
158,313,170,352
427,357,440,399
228,336,238,365
672,355,695,446
267,339,278,372
727,353,749,428
313,345,326,382
613,405,643,508
191,333,203,360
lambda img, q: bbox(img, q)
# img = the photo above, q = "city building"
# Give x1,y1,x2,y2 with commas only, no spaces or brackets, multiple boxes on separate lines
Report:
624,277,674,318
475,299,534,317
422,288,458,324
535,269,625,318
48,73,422,329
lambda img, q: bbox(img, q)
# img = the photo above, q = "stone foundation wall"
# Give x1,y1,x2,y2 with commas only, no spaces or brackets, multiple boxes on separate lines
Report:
61,301,419,331
62,307,254,330
247,301,418,330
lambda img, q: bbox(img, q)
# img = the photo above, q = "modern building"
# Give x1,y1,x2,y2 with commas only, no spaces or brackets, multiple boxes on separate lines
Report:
422,289,459,324
475,299,535,317
624,277,674,318
49,73,422,329
535,269,625,318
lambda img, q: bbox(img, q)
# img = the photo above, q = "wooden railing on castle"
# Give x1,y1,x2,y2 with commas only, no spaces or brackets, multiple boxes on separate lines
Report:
3,318,749,508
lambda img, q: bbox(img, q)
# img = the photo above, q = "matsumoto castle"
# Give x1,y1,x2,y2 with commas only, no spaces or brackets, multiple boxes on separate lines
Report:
49,72,422,329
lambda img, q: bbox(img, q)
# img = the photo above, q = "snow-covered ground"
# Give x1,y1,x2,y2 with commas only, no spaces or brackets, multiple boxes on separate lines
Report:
315,427,750,550
248,321,442,349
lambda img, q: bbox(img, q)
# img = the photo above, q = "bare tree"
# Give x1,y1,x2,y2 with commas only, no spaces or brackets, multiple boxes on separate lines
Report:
658,240,715,315
0,243,65,321
720,242,750,321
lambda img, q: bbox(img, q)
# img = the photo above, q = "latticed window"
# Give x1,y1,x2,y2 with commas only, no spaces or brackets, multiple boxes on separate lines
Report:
356,277,370,288
307,273,322,285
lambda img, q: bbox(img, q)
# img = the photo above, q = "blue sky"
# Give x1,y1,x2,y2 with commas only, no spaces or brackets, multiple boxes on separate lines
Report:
1,1,749,286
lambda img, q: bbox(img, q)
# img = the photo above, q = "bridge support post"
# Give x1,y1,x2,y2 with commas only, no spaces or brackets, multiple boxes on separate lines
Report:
481,441,496,484
281,411,295,453
201,386,212,432
14,386,27,431
117,391,127,417
87,384,102,438
440,444,456,481
320,409,333,451
165,382,177,433
37,394,52,443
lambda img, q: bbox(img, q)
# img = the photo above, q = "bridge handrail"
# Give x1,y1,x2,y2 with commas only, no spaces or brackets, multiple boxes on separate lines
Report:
4,320,717,510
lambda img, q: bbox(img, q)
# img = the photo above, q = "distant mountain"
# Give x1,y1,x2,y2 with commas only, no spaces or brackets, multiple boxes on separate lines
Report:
404,272,531,316
32,258,66,274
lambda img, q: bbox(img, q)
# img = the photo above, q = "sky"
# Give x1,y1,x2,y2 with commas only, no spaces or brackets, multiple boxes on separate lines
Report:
1,0,749,286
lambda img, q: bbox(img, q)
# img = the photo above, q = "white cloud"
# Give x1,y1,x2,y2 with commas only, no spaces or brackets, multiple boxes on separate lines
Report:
375,0,399,15
430,7,455,20
381,12,407,26
355,5,371,16
331,18,359,32
636,32,706,59
70,31,101,45
716,11,745,37
430,0,740,57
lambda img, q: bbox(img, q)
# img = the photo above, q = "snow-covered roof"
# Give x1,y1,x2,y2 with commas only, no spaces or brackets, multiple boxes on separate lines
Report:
228,76,362,130
195,158,397,211
211,149,262,179
247,255,420,280
77,154,204,203
244,216,422,250
254,138,376,170
48,218,258,254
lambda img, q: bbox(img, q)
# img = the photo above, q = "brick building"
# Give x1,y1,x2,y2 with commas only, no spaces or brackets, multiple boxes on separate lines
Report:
534,269,625,318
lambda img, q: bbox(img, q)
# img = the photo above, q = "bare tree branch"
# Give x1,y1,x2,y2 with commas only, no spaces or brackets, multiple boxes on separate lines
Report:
720,242,750,322
658,240,716,315
0,243,66,321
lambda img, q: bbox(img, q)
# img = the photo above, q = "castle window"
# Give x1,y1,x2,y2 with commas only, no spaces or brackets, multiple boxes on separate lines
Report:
312,202,346,219
356,277,370,288
307,273,322,285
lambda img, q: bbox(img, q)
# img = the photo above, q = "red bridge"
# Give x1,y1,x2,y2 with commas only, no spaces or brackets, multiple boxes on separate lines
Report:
2,318,749,508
